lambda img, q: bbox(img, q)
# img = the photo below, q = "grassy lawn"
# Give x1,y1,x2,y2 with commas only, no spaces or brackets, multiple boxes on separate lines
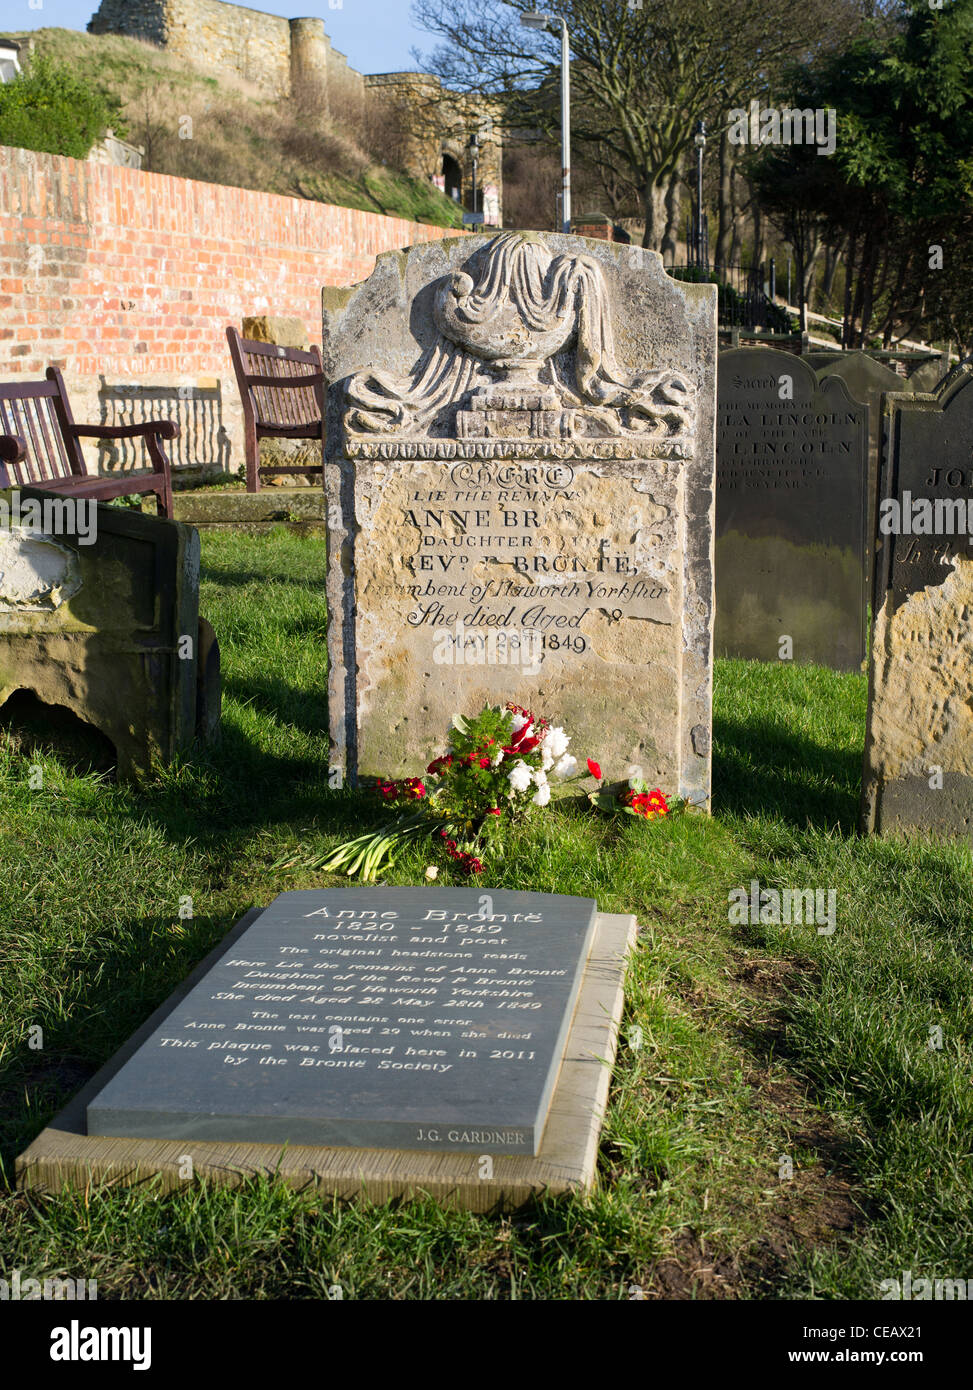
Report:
1,528,971,1300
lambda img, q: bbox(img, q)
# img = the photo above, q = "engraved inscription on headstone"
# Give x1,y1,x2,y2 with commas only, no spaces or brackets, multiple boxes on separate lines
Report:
86,889,599,1154
323,232,717,802
716,348,867,671
862,362,973,835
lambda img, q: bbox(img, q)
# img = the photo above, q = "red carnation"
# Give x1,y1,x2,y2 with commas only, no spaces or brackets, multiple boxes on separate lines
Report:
479,757,491,769
587,759,602,780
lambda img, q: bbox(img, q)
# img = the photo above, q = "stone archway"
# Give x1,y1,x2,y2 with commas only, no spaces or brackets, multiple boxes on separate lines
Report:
441,153,462,203
0,688,118,776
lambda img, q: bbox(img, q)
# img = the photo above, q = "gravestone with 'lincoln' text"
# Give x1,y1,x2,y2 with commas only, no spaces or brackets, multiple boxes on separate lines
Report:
322,232,717,802
716,348,867,671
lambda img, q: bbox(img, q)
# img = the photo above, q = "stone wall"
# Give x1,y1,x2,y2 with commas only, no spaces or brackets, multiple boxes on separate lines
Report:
0,144,460,478
90,0,292,96
87,0,500,220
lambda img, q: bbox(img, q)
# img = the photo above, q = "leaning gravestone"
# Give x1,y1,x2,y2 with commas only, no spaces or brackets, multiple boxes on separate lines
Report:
862,362,973,835
815,351,908,575
322,232,717,803
716,347,867,671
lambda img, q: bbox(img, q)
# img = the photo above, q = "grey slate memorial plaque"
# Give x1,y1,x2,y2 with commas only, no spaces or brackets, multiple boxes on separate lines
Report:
716,348,867,671
86,888,598,1155
861,362,973,836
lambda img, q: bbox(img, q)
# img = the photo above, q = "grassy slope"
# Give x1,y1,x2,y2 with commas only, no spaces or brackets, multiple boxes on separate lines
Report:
0,529,970,1299
5,28,464,229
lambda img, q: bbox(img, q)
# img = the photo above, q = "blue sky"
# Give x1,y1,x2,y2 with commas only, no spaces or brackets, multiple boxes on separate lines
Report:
5,0,437,76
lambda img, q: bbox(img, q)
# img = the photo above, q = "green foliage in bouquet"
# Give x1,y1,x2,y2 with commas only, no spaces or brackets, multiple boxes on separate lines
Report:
299,702,591,882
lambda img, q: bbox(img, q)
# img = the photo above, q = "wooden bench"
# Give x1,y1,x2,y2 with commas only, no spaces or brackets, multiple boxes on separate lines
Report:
226,327,324,492
0,367,176,517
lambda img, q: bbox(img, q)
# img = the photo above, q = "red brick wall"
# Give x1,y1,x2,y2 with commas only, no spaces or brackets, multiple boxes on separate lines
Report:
0,144,460,475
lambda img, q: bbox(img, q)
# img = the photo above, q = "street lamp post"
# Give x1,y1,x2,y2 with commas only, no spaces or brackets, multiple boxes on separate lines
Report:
469,131,479,215
693,119,706,269
520,11,570,234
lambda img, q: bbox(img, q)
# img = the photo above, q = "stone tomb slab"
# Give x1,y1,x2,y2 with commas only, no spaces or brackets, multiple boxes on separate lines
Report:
716,348,867,671
862,362,973,836
323,231,717,804
17,903,636,1211
85,889,598,1155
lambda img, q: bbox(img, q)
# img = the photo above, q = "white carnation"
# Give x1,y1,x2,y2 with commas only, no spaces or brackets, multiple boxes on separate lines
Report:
553,754,578,780
510,712,531,735
532,768,548,787
491,747,504,766
541,744,554,771
507,760,533,793
545,726,570,759
532,782,552,807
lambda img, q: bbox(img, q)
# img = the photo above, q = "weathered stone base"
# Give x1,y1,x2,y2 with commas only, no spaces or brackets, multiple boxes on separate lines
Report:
168,490,327,533
16,911,636,1211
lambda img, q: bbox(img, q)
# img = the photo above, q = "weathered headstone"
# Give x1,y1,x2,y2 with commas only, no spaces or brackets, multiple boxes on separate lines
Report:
815,351,908,572
86,889,598,1155
0,486,217,777
862,362,973,835
322,232,717,801
906,355,949,395
716,347,867,671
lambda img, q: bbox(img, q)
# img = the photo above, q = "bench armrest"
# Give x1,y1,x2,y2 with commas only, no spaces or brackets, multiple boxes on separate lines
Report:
0,433,27,465
70,421,180,442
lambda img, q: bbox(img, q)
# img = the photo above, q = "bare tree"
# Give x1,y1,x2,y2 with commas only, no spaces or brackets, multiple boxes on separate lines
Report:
412,0,857,250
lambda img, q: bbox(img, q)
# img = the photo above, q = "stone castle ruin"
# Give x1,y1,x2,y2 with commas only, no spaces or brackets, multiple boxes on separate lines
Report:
88,0,503,223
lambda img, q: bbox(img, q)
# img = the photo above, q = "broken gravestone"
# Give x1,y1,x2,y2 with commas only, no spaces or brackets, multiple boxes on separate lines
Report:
0,486,219,777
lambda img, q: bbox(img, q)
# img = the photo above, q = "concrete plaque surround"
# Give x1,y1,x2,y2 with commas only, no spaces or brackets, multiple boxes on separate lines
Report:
84,889,598,1156
17,905,636,1210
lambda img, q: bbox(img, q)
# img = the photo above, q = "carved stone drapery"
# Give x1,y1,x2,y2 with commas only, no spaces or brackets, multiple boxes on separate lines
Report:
344,233,695,449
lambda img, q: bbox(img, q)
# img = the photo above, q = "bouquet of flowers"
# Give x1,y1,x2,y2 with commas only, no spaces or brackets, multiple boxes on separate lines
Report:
588,773,677,820
310,702,601,882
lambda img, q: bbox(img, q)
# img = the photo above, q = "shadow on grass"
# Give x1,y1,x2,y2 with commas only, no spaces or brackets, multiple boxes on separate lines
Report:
138,752,382,855
199,559,328,591
221,673,330,737
0,914,235,1170
713,714,862,832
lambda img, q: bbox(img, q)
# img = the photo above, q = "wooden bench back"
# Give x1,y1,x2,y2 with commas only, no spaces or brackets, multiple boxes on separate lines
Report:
0,368,86,485
226,328,324,433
